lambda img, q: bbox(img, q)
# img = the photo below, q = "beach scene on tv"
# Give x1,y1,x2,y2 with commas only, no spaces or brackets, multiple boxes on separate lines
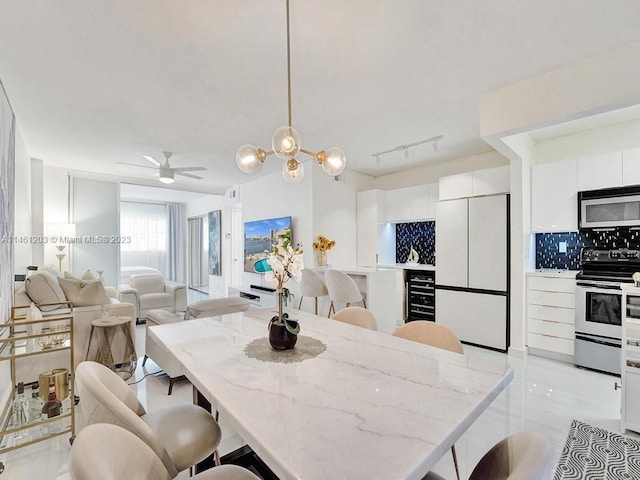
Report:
244,216,292,273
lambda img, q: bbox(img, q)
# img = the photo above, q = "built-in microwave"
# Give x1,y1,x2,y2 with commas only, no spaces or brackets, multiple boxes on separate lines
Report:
578,186,640,230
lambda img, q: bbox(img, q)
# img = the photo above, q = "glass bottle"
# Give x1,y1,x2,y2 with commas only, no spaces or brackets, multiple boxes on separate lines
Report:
12,382,28,440
28,383,44,422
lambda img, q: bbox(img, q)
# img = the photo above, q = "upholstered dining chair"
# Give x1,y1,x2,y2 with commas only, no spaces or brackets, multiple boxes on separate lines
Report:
423,431,553,480
297,269,328,315
75,361,222,478
70,423,261,480
392,321,464,480
331,306,378,330
324,269,367,316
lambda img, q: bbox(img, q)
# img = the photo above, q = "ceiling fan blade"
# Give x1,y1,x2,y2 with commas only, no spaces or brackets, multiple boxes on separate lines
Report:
143,155,161,167
175,171,203,180
172,166,207,172
116,161,158,170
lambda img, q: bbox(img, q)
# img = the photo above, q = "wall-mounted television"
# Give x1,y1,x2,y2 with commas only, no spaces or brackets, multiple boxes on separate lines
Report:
244,216,292,273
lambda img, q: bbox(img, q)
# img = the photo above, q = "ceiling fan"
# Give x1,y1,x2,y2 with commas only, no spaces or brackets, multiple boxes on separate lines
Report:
117,151,207,184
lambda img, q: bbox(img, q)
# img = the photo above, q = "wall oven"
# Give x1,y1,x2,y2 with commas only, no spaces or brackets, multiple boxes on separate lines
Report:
574,247,640,375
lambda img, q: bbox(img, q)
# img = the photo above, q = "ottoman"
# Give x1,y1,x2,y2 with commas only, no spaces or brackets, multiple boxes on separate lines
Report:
142,298,251,394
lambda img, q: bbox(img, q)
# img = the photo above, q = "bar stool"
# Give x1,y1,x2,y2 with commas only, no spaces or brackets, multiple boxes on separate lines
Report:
324,269,366,316
297,269,328,315
85,317,137,380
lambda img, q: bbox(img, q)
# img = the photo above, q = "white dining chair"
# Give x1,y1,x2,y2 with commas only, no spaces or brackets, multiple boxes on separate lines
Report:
70,423,261,480
324,269,366,316
423,431,553,480
75,361,222,478
331,306,378,330
392,321,464,479
297,269,328,315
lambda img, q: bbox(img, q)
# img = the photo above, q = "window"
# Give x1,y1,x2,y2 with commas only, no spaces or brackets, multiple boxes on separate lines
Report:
120,202,168,274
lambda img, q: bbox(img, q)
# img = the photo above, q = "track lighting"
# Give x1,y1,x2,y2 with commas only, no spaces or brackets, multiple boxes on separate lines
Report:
371,135,443,162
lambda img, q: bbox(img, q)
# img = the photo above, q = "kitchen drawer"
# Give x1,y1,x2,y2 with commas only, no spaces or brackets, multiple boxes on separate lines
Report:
527,304,575,324
527,332,574,355
528,318,574,339
528,276,576,293
528,290,575,309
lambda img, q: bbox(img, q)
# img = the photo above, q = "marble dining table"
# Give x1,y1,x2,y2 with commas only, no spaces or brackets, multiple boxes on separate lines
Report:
147,307,513,480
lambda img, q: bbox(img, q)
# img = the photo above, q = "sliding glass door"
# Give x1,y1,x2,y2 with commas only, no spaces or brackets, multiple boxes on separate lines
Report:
188,215,209,293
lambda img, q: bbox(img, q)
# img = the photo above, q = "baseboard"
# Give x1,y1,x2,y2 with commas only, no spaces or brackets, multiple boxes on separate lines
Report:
508,345,528,358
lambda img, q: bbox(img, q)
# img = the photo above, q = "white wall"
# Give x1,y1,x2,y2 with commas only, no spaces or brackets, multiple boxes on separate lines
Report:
42,166,71,270
312,169,374,269
374,150,508,190
238,163,313,299
13,128,31,273
184,193,229,297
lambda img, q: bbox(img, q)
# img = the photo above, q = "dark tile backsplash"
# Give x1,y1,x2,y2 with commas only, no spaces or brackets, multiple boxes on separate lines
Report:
396,221,435,265
535,228,640,269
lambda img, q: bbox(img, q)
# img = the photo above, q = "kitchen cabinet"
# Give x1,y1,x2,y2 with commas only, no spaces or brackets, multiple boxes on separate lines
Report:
439,166,509,201
436,289,507,351
435,194,509,351
531,158,578,232
384,184,438,223
439,173,473,201
621,286,640,433
526,275,576,359
356,190,386,267
623,148,640,186
435,198,468,288
577,152,623,191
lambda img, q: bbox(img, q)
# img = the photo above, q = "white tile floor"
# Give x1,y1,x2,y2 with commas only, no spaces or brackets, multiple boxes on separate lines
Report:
1,317,636,480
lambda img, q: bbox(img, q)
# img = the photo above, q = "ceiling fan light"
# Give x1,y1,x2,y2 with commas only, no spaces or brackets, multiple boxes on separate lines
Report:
159,166,175,184
320,147,347,176
272,126,300,160
282,158,304,183
236,144,264,174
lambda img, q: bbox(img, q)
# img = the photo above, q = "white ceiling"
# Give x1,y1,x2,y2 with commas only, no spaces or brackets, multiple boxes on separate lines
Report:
120,183,215,204
1,0,639,192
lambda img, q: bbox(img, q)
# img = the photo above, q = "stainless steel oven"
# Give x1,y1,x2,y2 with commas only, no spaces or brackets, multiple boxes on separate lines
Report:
575,279,622,375
574,247,640,376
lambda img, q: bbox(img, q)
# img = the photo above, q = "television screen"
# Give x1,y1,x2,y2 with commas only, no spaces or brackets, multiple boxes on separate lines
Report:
244,216,292,273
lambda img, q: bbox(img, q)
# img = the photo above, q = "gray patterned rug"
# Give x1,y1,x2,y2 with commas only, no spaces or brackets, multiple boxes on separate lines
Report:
554,419,640,479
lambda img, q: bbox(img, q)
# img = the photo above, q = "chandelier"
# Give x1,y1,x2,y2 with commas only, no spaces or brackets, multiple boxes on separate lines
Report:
235,0,346,183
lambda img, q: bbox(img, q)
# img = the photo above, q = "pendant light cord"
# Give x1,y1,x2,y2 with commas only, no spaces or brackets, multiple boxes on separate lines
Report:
286,0,292,127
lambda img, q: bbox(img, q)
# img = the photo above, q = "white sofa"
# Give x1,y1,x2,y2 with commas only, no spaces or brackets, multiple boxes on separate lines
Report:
118,273,187,319
13,282,135,383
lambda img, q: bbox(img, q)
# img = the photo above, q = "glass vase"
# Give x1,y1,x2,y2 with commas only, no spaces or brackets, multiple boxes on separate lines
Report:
317,250,327,266
268,291,298,350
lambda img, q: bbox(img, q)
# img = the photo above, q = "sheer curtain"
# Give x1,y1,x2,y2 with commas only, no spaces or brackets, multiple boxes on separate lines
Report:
167,203,186,283
120,202,168,276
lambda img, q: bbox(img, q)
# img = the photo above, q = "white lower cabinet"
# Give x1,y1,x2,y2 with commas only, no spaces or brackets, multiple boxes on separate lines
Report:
526,275,576,359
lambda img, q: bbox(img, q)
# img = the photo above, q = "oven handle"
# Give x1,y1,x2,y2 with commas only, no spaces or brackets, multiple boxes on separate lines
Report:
576,281,622,290
575,333,621,348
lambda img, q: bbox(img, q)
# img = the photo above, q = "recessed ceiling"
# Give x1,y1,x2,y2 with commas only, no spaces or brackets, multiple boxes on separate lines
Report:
1,0,639,191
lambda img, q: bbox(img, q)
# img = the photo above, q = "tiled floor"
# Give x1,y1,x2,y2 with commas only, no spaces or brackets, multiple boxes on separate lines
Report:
1,316,635,479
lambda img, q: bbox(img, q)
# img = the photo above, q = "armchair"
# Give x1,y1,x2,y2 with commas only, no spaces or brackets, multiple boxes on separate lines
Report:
119,274,187,319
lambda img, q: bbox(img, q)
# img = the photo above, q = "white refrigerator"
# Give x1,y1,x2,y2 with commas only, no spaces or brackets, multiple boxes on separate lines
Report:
435,194,509,351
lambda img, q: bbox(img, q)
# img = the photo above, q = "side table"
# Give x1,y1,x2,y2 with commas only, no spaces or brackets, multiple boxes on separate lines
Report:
86,317,137,380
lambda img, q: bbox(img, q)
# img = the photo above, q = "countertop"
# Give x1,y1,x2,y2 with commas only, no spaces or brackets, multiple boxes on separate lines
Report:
378,263,436,271
525,269,579,278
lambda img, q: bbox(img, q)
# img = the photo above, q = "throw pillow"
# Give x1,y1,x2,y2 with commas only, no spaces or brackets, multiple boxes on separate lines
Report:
25,273,67,311
81,269,97,282
58,277,111,307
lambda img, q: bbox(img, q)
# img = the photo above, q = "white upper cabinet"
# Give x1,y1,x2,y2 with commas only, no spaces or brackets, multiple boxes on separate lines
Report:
577,152,623,191
439,173,473,200
531,158,578,232
439,166,510,201
472,166,510,196
623,149,640,186
384,183,438,222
